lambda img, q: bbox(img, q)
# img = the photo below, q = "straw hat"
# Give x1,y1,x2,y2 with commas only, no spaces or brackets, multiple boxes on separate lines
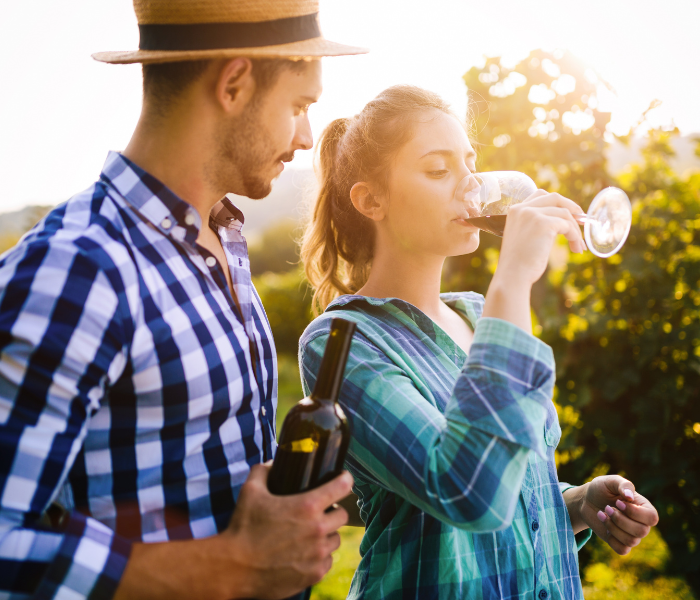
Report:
93,0,368,64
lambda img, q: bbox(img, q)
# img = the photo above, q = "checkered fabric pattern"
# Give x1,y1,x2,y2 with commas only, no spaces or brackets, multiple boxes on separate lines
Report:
0,152,277,599
299,294,591,600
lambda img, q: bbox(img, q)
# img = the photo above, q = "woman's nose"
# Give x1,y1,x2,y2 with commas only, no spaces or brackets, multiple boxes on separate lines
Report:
454,173,481,204
462,173,480,194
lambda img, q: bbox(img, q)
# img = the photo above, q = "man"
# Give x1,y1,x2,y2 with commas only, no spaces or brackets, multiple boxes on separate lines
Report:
0,1,367,598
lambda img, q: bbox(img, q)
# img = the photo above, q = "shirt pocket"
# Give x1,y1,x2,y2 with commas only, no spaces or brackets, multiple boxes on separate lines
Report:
544,404,562,448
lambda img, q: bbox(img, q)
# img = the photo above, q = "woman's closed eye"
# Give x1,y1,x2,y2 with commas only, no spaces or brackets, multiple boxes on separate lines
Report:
427,170,449,178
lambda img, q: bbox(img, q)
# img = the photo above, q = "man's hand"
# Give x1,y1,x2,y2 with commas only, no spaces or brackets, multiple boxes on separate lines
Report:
563,475,659,555
224,463,354,598
113,465,353,600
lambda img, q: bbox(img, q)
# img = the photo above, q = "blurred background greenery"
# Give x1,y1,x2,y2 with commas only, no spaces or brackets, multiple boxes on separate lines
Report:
2,49,698,599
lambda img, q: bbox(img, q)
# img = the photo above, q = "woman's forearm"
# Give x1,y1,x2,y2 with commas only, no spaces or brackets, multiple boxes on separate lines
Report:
482,275,533,334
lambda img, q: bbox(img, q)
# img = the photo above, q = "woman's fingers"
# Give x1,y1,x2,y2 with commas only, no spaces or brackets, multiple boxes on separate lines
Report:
520,206,587,253
522,191,585,216
602,505,649,544
619,495,660,527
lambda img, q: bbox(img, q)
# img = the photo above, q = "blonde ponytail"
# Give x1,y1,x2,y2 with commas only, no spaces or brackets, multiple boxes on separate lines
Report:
301,118,356,315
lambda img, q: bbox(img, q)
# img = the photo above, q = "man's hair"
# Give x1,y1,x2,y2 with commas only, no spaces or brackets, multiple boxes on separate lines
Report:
142,58,309,113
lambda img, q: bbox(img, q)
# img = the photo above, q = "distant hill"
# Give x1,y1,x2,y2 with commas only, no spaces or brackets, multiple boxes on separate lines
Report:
0,169,317,242
227,167,317,238
606,134,700,176
0,205,52,239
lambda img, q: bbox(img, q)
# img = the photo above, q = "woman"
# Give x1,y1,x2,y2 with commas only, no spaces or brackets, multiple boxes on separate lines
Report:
299,85,658,599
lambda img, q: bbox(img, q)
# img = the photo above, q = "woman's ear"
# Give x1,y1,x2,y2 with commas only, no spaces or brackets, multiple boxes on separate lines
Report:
350,182,386,221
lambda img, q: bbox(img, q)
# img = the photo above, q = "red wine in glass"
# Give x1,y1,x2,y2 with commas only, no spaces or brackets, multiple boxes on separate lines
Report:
460,171,631,257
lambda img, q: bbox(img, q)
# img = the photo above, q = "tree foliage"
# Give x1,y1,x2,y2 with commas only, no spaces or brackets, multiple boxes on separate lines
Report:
253,268,313,355
248,219,300,276
543,136,700,591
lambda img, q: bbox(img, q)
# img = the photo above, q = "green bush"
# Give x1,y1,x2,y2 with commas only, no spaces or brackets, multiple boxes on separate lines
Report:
253,269,313,355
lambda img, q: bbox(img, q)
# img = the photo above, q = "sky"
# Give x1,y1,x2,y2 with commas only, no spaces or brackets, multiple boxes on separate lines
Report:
1,0,699,213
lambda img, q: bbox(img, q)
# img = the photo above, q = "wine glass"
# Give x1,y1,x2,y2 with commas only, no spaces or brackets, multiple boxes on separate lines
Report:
459,171,632,258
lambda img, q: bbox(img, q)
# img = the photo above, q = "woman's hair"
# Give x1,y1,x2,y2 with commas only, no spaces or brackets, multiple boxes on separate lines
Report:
301,85,457,315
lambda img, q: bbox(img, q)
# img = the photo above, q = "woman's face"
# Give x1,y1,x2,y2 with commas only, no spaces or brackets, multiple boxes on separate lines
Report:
378,109,480,259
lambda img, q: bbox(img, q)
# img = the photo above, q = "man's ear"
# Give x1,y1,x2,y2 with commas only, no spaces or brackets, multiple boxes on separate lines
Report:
350,182,386,221
215,58,256,115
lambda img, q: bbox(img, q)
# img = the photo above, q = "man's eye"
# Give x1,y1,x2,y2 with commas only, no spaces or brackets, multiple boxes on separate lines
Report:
428,170,449,178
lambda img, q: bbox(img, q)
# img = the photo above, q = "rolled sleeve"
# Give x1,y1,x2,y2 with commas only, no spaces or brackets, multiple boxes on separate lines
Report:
29,513,131,600
300,314,556,533
454,317,555,459
0,239,129,599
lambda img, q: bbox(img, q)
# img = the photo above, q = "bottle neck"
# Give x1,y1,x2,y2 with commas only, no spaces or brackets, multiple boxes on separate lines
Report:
310,320,356,404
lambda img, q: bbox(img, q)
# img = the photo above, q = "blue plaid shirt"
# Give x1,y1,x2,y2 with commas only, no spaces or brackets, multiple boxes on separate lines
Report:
300,294,591,599
0,152,277,599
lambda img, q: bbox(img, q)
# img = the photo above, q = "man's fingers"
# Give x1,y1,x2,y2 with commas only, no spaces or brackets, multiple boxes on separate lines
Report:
246,461,271,483
326,531,342,554
319,504,350,535
305,471,354,512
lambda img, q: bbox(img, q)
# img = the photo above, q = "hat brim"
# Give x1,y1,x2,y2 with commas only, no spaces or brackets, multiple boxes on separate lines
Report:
92,36,368,64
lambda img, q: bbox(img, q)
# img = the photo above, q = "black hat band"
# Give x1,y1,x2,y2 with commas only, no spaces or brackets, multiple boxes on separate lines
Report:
139,12,321,51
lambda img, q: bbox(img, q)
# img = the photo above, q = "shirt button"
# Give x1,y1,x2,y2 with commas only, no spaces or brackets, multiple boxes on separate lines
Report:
161,217,172,229
261,406,267,416
532,521,540,531
205,256,217,268
184,213,196,226
539,590,548,599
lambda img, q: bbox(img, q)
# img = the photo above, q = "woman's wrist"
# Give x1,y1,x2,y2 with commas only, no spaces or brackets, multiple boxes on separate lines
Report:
482,275,533,333
562,484,589,534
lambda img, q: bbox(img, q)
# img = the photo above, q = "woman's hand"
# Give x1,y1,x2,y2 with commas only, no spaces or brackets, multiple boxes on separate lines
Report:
563,475,659,555
498,191,587,290
483,191,586,333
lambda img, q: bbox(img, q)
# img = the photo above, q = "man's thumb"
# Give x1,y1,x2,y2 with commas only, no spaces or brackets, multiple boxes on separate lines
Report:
247,461,272,485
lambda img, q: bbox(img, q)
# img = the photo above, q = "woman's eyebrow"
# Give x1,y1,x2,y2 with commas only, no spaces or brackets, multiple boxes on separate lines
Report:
419,149,477,160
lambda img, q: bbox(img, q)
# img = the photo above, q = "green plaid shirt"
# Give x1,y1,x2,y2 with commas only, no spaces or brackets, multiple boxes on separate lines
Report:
299,292,590,600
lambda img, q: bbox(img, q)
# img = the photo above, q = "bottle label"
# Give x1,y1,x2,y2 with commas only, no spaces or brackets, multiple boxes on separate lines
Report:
280,438,319,453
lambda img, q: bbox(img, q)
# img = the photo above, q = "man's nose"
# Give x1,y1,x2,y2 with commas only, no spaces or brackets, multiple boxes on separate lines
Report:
294,114,313,151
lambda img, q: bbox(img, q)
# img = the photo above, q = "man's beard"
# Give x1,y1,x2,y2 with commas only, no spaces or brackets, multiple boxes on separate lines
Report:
209,99,294,200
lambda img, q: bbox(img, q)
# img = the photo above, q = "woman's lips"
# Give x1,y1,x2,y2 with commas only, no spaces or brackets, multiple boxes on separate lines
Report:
453,217,478,230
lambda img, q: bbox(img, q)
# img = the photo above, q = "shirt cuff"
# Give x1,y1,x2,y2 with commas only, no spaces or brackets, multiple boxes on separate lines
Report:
33,511,131,600
559,482,593,551
454,317,555,458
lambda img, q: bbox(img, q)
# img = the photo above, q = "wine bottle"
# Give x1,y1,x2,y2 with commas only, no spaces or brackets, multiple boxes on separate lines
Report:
268,317,356,495
267,318,356,600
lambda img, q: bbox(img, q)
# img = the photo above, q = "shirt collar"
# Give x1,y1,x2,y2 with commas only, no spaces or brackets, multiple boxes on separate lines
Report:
326,291,484,329
100,151,246,246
